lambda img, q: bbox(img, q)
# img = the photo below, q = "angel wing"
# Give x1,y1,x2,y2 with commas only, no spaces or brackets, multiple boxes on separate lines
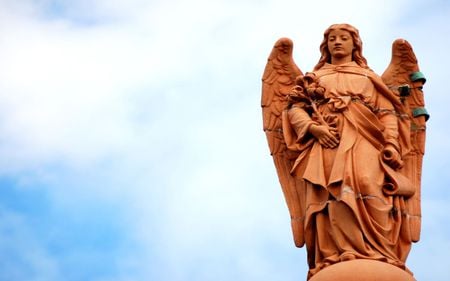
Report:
261,38,306,247
381,39,428,242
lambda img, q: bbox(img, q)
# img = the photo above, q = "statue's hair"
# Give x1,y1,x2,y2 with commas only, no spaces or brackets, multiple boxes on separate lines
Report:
313,23,369,71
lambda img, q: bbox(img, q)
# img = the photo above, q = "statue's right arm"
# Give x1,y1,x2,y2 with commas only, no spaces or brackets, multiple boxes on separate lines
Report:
288,105,340,148
287,105,318,142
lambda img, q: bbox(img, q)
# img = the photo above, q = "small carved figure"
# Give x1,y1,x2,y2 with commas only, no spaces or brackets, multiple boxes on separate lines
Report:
261,24,427,279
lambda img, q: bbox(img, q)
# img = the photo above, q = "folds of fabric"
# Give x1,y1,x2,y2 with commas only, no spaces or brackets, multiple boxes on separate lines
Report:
283,62,414,279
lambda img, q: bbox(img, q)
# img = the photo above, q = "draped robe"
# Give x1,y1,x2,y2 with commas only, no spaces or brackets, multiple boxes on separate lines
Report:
283,62,414,278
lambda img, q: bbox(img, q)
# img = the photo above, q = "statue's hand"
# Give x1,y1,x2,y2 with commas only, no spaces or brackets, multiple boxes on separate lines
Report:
309,124,340,148
382,144,404,170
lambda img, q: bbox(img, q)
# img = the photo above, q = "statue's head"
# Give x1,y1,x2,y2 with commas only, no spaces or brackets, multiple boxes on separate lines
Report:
314,23,368,70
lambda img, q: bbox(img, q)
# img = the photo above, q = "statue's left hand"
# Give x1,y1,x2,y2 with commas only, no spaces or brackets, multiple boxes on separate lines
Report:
382,144,404,170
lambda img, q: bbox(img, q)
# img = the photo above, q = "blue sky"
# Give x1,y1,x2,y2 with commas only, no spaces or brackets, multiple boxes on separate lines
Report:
0,0,449,280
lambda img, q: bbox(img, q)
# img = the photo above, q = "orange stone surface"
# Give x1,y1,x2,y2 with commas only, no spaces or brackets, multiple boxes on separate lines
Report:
309,259,415,281
261,23,427,279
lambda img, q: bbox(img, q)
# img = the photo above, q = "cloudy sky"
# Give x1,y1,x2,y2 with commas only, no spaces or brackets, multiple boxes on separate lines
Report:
0,0,449,280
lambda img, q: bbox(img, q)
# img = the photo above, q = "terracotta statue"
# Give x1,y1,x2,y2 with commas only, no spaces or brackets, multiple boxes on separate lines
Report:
261,24,427,280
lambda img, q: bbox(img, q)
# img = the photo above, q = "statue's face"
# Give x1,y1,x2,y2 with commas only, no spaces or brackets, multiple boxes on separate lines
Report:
327,29,354,60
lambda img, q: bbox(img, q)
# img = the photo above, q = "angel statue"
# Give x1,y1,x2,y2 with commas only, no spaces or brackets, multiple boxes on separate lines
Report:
261,23,428,280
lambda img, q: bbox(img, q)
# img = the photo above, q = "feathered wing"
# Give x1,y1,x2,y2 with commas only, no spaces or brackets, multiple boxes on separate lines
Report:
381,39,428,242
261,38,306,247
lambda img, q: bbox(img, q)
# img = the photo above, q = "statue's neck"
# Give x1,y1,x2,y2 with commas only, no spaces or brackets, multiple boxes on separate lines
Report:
330,57,353,66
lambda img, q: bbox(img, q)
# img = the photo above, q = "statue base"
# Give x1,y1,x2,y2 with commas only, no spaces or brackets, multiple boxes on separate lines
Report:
309,259,415,281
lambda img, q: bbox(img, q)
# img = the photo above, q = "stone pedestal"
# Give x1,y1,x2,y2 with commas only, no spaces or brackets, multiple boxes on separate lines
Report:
309,259,415,281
